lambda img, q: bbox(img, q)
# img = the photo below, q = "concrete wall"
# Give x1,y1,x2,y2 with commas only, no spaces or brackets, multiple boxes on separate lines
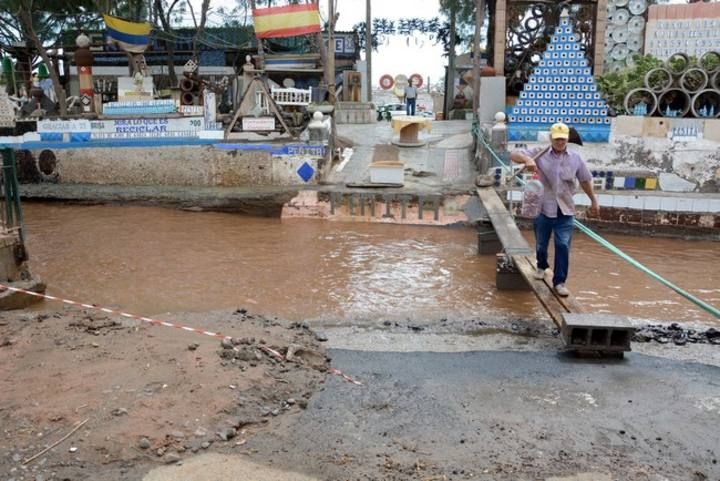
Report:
580,118,720,192
477,77,507,124
0,235,21,282
0,233,46,310
16,145,324,187
282,191,476,226
335,102,376,124
506,117,720,192
283,190,719,238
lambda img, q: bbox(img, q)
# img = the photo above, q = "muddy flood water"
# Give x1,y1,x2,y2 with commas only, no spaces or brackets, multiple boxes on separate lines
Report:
23,202,720,325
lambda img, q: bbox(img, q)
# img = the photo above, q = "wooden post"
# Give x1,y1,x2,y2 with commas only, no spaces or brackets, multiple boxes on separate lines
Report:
366,0,372,102
250,0,265,69
444,8,456,119
328,0,336,104
472,0,486,116
493,0,506,76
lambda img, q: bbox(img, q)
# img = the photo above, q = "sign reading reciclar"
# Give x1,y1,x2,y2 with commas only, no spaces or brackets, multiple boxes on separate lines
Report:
89,117,205,139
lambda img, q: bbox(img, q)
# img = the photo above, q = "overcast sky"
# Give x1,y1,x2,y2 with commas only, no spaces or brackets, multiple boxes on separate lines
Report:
187,0,689,87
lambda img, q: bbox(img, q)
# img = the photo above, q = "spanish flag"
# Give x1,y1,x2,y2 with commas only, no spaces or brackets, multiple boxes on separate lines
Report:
103,14,152,53
252,3,321,39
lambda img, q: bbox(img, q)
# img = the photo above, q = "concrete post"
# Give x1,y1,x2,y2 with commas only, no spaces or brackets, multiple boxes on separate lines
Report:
308,111,329,142
483,111,507,174
496,253,531,290
477,222,501,255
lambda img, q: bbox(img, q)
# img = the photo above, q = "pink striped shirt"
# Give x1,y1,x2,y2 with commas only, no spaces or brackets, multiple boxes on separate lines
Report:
520,147,592,218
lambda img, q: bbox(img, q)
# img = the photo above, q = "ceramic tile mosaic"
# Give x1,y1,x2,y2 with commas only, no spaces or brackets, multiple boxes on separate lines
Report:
508,13,611,143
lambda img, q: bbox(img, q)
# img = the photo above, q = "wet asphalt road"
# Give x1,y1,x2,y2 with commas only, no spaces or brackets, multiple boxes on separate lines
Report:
249,349,720,481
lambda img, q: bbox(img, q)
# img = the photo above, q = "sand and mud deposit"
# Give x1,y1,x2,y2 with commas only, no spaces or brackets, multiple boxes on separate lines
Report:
0,308,328,481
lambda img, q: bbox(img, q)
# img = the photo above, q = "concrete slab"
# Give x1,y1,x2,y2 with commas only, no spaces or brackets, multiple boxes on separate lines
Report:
0,279,46,310
143,453,320,481
703,119,720,142
614,116,643,137
642,117,671,138
334,121,476,193
659,172,697,192
562,313,635,352
247,349,720,480
546,474,612,481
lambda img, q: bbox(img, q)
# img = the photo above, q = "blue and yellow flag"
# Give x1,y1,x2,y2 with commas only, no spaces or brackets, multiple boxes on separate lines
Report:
103,14,152,53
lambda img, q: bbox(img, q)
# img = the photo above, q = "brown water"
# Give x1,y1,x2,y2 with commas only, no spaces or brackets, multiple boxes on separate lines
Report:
22,203,720,325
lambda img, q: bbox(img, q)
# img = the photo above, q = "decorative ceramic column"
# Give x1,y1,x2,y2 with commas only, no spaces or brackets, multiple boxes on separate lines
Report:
75,33,95,113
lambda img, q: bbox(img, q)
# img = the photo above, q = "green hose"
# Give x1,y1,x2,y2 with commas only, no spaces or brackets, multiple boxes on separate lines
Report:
473,123,720,319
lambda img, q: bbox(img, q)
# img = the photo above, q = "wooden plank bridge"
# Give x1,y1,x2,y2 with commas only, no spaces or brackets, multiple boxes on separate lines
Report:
476,187,634,353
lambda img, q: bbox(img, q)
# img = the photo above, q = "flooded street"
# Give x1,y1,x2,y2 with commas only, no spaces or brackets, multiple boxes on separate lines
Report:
23,203,720,325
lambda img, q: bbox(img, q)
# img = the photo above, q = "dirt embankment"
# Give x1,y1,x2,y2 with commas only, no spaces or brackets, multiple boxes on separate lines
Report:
0,308,329,481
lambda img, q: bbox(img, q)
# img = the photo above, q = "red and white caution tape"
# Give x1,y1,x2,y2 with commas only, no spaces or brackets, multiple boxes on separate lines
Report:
0,283,362,385
259,345,362,385
329,368,363,386
0,283,227,339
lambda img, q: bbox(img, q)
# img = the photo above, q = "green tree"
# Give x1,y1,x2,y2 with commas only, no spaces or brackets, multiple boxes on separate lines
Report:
0,0,101,114
439,0,477,115
188,0,212,65
153,0,189,86
597,55,664,114
96,0,148,20
439,0,477,52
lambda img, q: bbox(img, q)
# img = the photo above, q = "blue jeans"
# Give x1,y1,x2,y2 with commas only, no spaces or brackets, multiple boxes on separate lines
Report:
406,98,416,115
534,211,575,286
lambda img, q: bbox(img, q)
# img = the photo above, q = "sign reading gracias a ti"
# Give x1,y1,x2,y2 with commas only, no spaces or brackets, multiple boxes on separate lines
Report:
242,117,276,131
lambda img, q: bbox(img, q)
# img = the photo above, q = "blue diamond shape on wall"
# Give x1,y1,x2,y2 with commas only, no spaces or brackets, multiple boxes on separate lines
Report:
297,162,315,182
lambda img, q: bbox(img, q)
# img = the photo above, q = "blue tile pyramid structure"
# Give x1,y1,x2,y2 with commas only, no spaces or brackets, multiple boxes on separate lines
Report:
508,11,611,143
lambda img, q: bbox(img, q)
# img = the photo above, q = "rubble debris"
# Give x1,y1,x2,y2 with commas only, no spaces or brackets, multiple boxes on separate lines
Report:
633,324,720,345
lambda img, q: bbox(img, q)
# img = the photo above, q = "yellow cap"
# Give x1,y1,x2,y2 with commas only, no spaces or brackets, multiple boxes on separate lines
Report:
550,122,570,140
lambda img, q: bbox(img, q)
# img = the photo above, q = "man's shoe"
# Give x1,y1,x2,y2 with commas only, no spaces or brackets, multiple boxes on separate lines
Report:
555,283,570,297
534,268,546,280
